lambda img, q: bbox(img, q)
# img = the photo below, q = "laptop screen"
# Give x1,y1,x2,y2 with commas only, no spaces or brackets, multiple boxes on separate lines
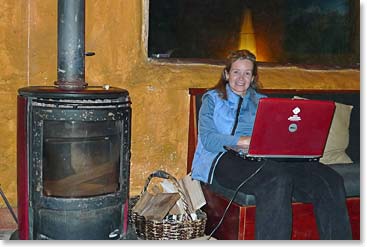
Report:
248,98,335,158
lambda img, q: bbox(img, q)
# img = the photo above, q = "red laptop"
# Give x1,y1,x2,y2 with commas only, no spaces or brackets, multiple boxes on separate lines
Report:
225,98,335,160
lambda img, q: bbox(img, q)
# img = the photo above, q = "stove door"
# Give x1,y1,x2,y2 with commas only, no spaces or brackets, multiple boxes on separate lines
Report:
28,100,131,240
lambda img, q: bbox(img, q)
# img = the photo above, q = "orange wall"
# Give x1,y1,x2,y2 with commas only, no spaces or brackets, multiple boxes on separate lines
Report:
0,0,359,207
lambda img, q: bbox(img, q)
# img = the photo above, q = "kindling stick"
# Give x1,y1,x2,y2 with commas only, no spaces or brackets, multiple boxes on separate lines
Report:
0,184,18,224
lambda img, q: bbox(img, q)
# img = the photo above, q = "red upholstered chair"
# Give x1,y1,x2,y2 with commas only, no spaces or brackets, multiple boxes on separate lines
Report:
187,88,360,240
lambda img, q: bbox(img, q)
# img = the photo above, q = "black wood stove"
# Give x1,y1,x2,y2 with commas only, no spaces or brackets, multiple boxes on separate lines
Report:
16,0,132,240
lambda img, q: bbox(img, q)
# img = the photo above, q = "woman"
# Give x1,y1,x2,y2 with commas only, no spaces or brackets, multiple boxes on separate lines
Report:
191,49,352,240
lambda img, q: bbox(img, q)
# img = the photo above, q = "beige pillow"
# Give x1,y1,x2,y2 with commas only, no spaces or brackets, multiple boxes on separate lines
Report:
293,96,353,165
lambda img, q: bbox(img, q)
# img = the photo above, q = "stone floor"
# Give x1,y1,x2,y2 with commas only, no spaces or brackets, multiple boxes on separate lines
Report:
0,208,17,240
0,228,214,240
0,230,15,240
0,208,212,240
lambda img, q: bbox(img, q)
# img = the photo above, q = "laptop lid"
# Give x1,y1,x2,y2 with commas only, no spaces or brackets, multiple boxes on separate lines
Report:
247,98,335,158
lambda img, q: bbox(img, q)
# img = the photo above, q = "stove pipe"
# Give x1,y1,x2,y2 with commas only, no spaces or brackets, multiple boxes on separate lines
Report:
55,0,88,90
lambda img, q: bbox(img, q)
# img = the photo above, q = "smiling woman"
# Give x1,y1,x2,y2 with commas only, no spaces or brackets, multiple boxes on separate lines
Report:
147,0,359,67
226,59,254,97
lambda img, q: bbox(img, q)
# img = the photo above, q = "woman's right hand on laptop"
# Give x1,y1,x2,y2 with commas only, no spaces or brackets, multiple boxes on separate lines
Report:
237,136,251,147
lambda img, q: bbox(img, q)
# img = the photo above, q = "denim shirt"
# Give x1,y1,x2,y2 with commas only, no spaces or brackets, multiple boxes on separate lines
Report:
191,84,267,183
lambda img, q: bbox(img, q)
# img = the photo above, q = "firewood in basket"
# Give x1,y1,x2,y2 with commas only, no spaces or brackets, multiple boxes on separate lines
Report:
133,192,181,221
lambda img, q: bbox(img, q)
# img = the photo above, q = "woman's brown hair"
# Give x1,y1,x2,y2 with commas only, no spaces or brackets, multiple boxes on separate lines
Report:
211,49,259,100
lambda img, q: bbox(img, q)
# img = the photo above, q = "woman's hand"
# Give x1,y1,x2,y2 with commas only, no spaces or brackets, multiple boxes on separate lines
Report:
237,136,251,147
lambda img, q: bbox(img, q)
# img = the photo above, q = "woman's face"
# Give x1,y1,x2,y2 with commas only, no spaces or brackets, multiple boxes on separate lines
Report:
226,59,254,96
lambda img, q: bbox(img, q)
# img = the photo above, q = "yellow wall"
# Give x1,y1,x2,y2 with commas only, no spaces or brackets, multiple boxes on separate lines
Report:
0,0,359,207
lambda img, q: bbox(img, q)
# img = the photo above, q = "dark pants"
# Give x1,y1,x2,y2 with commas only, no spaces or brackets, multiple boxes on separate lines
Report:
214,152,353,240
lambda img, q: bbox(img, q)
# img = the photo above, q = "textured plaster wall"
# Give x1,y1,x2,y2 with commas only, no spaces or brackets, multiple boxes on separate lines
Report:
0,0,27,208
0,0,359,207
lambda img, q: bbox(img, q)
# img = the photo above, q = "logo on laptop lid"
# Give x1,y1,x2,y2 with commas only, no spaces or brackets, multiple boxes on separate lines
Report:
288,107,301,121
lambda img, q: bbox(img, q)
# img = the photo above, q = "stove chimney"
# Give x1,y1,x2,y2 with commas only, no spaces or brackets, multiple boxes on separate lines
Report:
55,0,87,90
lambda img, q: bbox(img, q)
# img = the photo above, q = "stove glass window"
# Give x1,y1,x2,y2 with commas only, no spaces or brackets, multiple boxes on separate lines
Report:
42,120,121,198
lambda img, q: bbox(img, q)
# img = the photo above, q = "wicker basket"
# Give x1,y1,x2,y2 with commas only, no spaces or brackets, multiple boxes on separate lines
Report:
130,170,207,240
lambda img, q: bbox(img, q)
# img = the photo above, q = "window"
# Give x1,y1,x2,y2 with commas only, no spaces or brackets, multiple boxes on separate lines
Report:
148,0,359,68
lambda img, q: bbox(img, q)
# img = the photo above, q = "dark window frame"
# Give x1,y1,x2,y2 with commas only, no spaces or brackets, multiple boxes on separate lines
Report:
145,0,360,70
